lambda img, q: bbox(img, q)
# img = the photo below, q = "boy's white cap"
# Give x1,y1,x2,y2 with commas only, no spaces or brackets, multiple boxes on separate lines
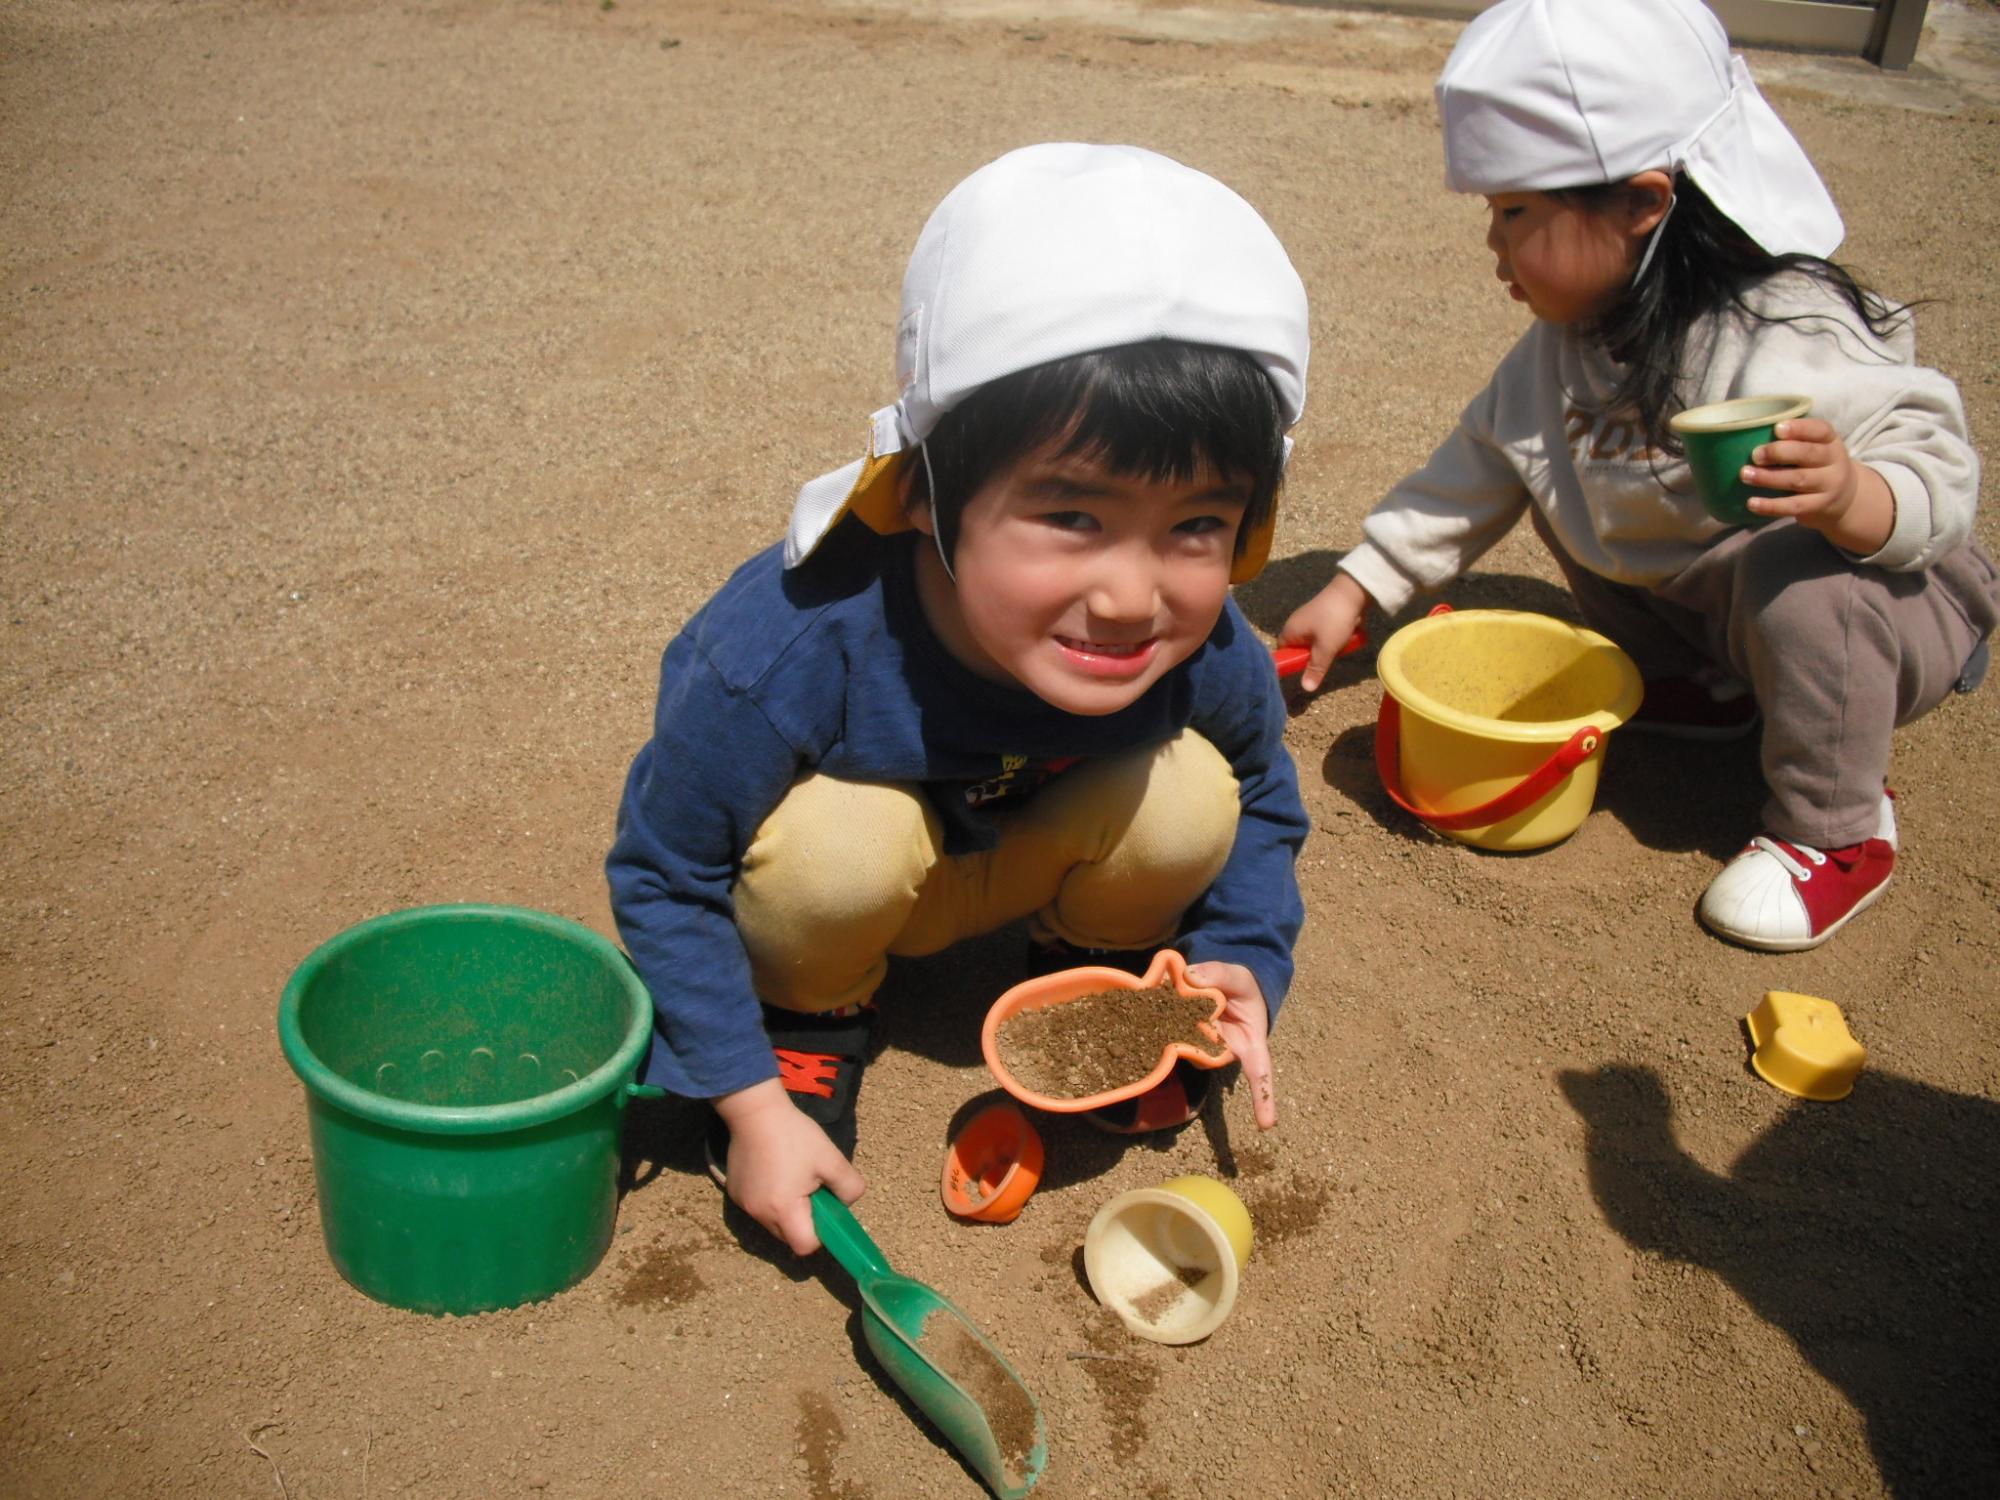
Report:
1437,0,1843,259
784,142,1310,584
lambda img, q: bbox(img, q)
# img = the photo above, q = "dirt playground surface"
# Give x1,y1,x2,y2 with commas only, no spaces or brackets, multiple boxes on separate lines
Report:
5,2,1999,1496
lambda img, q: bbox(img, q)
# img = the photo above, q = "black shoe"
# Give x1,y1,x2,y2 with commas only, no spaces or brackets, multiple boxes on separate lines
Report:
1082,1058,1214,1134
1023,938,1163,980
704,1004,877,1184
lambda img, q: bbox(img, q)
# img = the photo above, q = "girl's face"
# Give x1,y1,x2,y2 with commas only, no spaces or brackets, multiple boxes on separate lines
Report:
909,441,1247,717
1482,185,1662,327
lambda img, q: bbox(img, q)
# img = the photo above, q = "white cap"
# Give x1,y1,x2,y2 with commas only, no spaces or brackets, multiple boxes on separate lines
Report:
1437,0,1843,259
784,143,1310,583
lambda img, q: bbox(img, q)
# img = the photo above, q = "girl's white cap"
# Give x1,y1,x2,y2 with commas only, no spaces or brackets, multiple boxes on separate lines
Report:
784,143,1310,583
1437,0,1843,259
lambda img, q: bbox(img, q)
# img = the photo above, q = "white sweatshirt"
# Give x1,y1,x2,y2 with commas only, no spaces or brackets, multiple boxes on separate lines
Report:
1337,273,1981,618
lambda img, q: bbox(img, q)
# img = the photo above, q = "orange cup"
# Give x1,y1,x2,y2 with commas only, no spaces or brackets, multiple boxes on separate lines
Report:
940,1102,1044,1223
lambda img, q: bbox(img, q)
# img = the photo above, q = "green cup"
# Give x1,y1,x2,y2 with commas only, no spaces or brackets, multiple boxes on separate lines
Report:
1670,395,1812,527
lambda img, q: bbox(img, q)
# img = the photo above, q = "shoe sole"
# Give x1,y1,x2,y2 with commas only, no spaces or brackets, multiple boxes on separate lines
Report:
1699,870,1893,953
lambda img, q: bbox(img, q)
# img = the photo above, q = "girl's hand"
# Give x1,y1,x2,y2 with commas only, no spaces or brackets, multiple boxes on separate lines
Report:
1742,417,1894,555
1279,573,1372,693
715,1078,866,1255
1184,960,1277,1129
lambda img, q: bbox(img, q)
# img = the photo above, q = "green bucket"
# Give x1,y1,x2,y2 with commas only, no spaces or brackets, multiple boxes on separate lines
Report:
278,904,661,1316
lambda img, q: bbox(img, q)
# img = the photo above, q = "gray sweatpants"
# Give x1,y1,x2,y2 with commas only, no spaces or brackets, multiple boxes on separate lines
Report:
1531,509,2000,848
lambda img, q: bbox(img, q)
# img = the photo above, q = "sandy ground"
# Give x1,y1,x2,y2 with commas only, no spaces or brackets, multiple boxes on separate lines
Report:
4,1,1999,1497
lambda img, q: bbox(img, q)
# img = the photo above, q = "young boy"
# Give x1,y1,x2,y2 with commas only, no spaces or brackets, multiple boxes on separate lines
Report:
607,143,1312,1255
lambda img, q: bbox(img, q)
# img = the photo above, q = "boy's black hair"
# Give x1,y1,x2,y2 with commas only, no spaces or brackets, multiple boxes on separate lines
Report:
908,340,1288,565
1563,176,1910,458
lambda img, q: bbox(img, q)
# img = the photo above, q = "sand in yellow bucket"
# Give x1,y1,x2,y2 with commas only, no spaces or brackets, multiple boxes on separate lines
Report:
1375,608,1642,851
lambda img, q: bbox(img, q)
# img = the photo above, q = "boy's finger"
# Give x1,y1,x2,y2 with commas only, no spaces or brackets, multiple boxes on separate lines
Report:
1242,1045,1278,1129
773,1199,822,1257
823,1157,868,1207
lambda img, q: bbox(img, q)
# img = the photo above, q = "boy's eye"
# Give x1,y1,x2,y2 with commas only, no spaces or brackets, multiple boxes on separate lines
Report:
1039,510,1098,532
1175,514,1231,536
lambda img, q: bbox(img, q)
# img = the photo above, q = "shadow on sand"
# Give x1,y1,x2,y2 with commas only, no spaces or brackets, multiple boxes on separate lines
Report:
1560,1063,2000,1498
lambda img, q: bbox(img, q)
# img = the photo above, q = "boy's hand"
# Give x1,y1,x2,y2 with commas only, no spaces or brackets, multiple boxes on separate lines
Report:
1742,418,1894,555
1280,573,1372,693
714,1078,866,1256
1184,961,1277,1129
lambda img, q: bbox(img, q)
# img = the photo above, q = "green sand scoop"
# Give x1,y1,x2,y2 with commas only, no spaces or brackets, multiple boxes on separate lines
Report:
812,1190,1047,1497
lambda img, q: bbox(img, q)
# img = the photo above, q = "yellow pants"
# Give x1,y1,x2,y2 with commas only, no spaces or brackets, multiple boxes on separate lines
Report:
733,731,1239,1015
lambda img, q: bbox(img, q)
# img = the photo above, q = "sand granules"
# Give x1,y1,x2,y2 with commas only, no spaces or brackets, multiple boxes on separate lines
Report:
915,1311,1041,1483
994,982,1227,1099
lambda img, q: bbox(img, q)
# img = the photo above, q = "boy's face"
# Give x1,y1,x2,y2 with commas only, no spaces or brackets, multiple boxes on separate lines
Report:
911,442,1249,716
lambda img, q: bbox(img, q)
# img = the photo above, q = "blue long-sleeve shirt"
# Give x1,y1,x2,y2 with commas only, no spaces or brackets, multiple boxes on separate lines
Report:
606,529,1308,1099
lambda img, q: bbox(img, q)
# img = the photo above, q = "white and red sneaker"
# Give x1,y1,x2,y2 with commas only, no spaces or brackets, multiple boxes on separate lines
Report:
1698,794,1897,952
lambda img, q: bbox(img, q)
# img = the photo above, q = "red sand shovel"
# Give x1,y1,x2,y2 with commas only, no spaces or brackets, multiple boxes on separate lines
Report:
1271,626,1367,680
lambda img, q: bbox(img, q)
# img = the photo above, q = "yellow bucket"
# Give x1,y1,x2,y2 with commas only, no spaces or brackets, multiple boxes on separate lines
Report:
1375,608,1642,851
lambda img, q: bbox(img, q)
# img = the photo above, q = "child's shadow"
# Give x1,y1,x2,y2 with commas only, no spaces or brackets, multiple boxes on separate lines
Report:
1234,553,1579,642
1591,729,1762,858
618,1089,707,1198
879,926,1024,1071
1560,1064,2000,1498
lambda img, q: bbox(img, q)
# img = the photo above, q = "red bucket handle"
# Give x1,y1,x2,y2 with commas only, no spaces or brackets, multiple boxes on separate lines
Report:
1374,696,1603,833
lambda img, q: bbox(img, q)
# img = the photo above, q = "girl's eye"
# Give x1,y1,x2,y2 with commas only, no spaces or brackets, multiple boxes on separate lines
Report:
1175,515,1230,536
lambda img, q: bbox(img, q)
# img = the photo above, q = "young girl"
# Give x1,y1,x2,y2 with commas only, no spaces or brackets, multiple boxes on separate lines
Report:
1283,0,1997,952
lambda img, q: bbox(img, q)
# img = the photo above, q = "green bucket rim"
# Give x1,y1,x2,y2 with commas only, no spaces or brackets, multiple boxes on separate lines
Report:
278,903,654,1137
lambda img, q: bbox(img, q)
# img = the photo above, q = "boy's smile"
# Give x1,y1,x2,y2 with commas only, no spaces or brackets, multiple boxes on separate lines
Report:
911,444,1249,716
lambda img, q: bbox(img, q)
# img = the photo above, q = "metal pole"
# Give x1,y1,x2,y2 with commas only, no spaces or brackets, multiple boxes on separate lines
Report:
1866,0,1930,70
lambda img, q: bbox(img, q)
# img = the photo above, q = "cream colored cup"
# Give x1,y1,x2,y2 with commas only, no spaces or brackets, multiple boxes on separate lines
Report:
1082,1175,1253,1345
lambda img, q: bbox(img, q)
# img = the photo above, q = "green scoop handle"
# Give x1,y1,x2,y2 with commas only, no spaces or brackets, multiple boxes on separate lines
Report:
811,1189,1046,1498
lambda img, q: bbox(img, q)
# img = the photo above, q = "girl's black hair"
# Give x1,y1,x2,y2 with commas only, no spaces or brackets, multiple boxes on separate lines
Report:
1562,176,1910,457
910,340,1288,565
